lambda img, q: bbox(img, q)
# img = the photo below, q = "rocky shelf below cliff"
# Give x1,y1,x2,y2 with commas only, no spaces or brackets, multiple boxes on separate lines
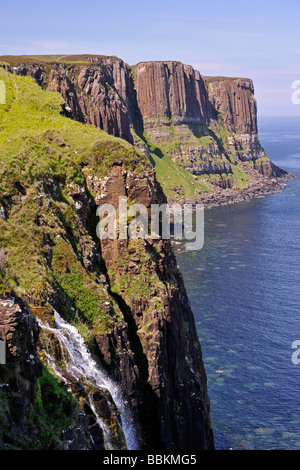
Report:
0,67,214,451
168,169,296,209
0,54,288,205
0,52,291,451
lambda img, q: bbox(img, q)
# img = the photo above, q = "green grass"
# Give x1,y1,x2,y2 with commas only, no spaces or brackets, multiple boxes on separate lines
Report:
0,54,118,67
132,121,211,199
52,236,122,333
0,68,148,193
0,363,81,450
229,163,250,188
1,59,256,202
133,111,257,199
253,156,270,165
0,70,147,192
149,147,209,199
32,364,80,442
204,76,251,83
0,69,148,333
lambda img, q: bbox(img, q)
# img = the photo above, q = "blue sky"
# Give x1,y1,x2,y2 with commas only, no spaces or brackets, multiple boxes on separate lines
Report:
1,0,300,116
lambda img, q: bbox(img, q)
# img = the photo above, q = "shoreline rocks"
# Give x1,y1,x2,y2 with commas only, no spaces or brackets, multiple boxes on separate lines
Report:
168,171,296,209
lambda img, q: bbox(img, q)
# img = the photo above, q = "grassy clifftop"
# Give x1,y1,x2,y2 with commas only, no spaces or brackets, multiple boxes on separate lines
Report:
0,69,146,191
0,67,215,451
0,69,149,336
0,54,118,67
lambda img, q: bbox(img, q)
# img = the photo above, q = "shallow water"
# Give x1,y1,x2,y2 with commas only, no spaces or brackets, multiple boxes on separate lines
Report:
174,117,300,449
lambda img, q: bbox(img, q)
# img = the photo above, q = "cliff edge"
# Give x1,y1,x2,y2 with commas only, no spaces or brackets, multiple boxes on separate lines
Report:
0,67,214,450
0,54,290,204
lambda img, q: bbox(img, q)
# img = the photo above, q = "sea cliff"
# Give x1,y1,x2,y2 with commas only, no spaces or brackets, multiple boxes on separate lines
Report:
0,53,292,450
0,66,213,450
1,54,290,204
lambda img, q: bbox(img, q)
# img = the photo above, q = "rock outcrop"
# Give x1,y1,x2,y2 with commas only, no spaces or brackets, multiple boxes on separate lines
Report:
0,290,92,450
0,290,42,443
4,54,287,201
0,54,290,450
133,62,285,188
89,165,213,450
207,77,258,134
135,61,212,123
12,57,138,143
0,68,214,450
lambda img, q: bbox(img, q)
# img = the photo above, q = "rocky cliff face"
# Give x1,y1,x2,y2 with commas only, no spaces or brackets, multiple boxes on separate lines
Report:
89,164,213,449
0,287,97,450
0,291,42,441
11,56,138,143
207,77,258,134
135,61,212,123
0,54,289,450
133,62,285,191
0,68,214,450
206,77,270,167
4,54,287,201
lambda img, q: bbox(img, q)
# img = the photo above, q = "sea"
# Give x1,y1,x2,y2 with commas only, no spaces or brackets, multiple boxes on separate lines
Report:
174,116,300,450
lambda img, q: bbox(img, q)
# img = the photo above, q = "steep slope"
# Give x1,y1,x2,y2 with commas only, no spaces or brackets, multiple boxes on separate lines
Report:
0,289,91,450
0,54,288,203
0,68,214,449
134,61,212,123
206,76,283,177
134,62,286,196
1,55,138,143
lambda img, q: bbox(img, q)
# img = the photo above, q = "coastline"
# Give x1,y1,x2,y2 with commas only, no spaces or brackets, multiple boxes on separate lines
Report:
167,170,296,209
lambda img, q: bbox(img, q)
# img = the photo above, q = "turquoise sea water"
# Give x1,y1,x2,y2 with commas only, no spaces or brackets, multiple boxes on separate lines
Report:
174,116,300,449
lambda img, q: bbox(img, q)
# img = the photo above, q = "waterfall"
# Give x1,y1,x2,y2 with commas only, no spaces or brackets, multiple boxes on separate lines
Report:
37,310,140,450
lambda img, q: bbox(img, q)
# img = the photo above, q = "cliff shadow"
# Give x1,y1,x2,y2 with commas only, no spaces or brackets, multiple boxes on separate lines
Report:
190,122,232,163
97,248,163,450
131,115,165,166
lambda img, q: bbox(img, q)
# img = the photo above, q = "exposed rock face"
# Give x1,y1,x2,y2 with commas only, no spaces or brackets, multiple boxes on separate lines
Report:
254,158,284,177
133,63,285,183
135,61,212,123
88,164,214,450
47,68,86,123
35,307,127,451
207,78,258,134
204,77,287,179
9,55,287,192
0,292,92,450
1,55,290,450
0,291,42,447
74,59,136,142
0,67,214,450
13,58,138,143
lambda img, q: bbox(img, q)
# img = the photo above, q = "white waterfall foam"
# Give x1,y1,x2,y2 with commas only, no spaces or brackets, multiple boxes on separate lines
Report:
38,310,140,450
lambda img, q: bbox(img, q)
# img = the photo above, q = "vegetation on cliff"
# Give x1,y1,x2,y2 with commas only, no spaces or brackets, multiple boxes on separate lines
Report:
0,66,214,450
0,361,81,450
0,55,287,204
0,68,148,334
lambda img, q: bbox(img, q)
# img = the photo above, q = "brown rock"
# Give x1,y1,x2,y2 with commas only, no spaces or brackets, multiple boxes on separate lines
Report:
91,163,214,450
135,61,212,123
207,77,258,134
0,293,42,433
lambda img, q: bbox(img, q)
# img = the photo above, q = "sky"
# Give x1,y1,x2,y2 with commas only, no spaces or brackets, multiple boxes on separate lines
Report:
1,0,300,116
